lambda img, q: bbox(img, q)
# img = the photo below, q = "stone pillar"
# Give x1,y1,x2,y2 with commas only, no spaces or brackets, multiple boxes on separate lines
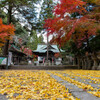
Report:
81,57,85,69
73,59,76,65
81,59,84,68
87,55,92,70
49,60,51,66
77,57,81,69
84,58,87,70
73,57,76,65
80,58,83,69
82,56,90,70
92,55,98,70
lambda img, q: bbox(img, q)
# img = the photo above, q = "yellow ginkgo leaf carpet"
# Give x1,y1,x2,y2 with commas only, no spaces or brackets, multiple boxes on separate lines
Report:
0,70,100,100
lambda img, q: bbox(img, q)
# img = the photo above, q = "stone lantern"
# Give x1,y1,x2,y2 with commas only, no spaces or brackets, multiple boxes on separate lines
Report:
92,53,98,70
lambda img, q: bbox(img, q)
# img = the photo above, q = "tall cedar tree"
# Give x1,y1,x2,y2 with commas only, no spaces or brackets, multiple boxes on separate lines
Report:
39,0,55,31
0,0,40,55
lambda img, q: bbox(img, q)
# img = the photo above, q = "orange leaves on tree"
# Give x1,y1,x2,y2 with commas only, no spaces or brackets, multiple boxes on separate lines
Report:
22,47,32,56
54,0,86,17
44,0,86,47
44,0,99,48
21,46,33,56
84,0,100,5
54,53,60,58
45,17,78,46
72,17,97,48
0,18,15,47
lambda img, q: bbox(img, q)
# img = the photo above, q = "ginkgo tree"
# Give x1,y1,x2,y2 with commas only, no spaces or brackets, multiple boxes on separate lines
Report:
0,18,15,48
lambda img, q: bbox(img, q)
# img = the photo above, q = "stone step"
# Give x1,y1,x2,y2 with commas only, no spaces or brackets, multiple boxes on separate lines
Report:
10,65,78,70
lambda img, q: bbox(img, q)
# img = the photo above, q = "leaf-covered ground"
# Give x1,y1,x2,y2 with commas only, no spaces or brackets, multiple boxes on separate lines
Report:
0,70,100,100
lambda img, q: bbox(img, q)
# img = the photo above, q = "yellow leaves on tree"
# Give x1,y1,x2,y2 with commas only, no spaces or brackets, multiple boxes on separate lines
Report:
0,18,15,47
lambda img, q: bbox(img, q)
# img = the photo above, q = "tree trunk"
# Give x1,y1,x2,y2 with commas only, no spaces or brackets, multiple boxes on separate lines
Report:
3,3,12,55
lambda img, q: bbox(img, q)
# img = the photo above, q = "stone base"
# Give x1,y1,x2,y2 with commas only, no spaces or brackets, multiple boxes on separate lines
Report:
44,61,51,66
92,66,97,70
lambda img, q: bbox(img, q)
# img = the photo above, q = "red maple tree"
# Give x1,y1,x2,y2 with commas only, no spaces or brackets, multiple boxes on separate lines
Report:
44,0,99,47
0,18,15,47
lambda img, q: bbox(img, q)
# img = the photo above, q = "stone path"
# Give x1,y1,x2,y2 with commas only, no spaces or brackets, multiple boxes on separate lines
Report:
0,94,7,100
63,73,100,89
48,72,100,100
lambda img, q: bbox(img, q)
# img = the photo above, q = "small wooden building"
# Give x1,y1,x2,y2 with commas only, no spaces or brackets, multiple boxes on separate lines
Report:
33,44,64,65
9,45,27,65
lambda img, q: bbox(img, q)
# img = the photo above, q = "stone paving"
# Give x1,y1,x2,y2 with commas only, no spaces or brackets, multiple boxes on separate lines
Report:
0,94,7,100
63,74,100,89
0,70,100,100
48,72,100,100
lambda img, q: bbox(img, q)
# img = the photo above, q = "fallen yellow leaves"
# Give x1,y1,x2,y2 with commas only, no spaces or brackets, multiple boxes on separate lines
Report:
88,91,100,97
49,70,100,98
0,70,99,99
61,70,100,84
0,70,76,100
49,72,94,91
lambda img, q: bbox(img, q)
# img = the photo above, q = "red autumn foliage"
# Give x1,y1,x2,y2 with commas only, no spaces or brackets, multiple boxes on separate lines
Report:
72,17,97,48
54,0,85,17
18,38,23,45
44,0,98,47
44,0,85,46
0,18,15,47
21,47,32,56
54,53,60,58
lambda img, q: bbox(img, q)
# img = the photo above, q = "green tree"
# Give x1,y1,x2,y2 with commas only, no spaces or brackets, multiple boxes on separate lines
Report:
38,0,55,30
0,10,7,24
0,0,40,55
19,1,41,35
26,31,44,50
